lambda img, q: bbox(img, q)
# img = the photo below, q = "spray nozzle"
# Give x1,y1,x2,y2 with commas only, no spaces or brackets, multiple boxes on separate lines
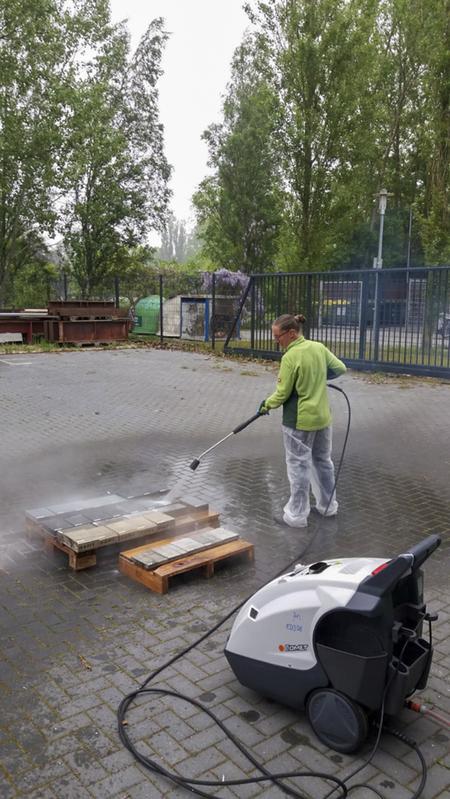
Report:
188,411,266,473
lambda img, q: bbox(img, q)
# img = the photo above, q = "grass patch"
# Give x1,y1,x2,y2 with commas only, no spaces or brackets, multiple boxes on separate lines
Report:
359,371,450,388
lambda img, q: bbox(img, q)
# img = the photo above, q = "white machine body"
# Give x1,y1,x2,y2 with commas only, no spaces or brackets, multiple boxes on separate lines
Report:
227,558,386,673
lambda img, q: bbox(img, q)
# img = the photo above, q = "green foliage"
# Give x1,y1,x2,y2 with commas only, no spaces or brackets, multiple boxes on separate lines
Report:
184,250,216,273
196,0,449,272
158,216,202,263
2,0,448,311
0,0,90,304
61,16,171,297
119,248,214,306
9,259,59,309
0,1,171,306
250,0,381,270
413,0,450,263
110,246,157,307
193,35,283,274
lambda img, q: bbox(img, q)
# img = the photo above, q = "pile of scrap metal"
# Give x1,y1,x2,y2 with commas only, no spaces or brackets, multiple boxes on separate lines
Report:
0,309,49,344
0,301,130,345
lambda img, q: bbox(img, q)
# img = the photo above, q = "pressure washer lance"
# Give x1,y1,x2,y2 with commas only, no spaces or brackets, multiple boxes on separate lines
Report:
189,410,267,471
189,383,347,473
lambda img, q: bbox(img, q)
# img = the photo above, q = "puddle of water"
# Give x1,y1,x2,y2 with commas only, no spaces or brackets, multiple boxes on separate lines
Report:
239,710,260,723
281,727,311,746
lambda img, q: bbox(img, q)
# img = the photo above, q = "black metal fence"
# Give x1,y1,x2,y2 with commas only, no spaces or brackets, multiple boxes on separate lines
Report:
223,267,450,379
49,265,450,378
127,271,248,348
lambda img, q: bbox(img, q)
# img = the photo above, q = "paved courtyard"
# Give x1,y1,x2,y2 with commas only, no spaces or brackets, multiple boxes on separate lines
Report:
0,347,449,799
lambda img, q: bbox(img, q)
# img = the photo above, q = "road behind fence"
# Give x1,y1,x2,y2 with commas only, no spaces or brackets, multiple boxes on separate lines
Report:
224,266,450,379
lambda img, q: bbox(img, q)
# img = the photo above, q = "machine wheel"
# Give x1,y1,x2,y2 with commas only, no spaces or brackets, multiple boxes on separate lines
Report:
306,689,369,754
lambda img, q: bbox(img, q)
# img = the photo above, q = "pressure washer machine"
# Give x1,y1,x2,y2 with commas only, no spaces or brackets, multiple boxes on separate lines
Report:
225,534,440,753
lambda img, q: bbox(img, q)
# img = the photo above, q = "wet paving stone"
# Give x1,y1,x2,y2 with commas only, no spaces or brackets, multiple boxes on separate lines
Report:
0,349,449,797
239,709,261,723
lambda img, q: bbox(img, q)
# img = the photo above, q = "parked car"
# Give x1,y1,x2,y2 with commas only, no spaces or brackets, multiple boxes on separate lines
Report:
437,312,450,337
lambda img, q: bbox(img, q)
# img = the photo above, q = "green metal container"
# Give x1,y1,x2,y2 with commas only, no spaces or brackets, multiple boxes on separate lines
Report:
133,295,160,335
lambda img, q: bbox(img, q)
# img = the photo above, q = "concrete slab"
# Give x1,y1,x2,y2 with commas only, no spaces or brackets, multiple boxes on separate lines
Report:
57,524,117,552
46,494,125,515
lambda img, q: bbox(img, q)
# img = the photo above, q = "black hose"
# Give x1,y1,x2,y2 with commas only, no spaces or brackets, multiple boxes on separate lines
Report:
323,637,412,799
117,386,427,798
119,687,348,797
383,728,427,799
324,383,351,516
118,387,354,796
347,784,385,799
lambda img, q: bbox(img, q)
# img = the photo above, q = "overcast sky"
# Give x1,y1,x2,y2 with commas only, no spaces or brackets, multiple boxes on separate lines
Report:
109,0,249,230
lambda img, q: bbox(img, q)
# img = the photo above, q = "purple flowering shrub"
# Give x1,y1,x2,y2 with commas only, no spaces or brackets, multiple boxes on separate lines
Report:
200,269,265,328
201,269,249,295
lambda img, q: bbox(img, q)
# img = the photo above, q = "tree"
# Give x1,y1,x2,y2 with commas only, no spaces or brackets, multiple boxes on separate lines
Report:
61,17,171,298
159,215,188,262
246,0,449,270
10,252,59,309
366,0,449,267
114,246,159,307
193,35,283,274
415,0,450,263
248,0,384,270
0,0,103,305
193,0,450,272
356,0,429,269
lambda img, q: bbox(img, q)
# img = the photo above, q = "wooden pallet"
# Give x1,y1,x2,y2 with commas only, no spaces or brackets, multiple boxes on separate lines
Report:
26,493,219,570
43,535,97,571
119,538,254,594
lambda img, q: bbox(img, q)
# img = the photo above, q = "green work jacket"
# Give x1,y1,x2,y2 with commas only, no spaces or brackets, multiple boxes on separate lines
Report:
264,337,346,430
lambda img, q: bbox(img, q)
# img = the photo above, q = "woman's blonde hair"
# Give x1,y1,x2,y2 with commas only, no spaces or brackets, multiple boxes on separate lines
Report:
273,313,306,333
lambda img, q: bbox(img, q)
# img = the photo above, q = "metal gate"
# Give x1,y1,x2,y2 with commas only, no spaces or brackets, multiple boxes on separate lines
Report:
224,266,450,379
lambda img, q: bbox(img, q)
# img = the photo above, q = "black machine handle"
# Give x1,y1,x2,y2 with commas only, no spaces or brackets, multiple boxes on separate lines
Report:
407,534,441,571
233,411,265,434
358,534,442,599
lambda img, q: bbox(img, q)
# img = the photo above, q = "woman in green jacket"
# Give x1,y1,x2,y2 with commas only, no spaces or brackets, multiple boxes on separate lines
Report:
261,313,346,528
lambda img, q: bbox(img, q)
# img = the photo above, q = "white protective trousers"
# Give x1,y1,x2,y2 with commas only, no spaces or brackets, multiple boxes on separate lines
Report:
282,425,338,527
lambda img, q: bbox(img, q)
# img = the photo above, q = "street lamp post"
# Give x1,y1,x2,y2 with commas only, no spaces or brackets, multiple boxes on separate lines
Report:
373,188,390,270
372,188,392,362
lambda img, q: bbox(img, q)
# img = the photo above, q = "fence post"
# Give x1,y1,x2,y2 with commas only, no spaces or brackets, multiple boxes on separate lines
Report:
223,277,252,349
250,278,256,349
306,274,312,339
277,273,282,318
359,272,369,360
114,276,120,309
373,269,381,362
211,272,216,350
159,274,164,344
